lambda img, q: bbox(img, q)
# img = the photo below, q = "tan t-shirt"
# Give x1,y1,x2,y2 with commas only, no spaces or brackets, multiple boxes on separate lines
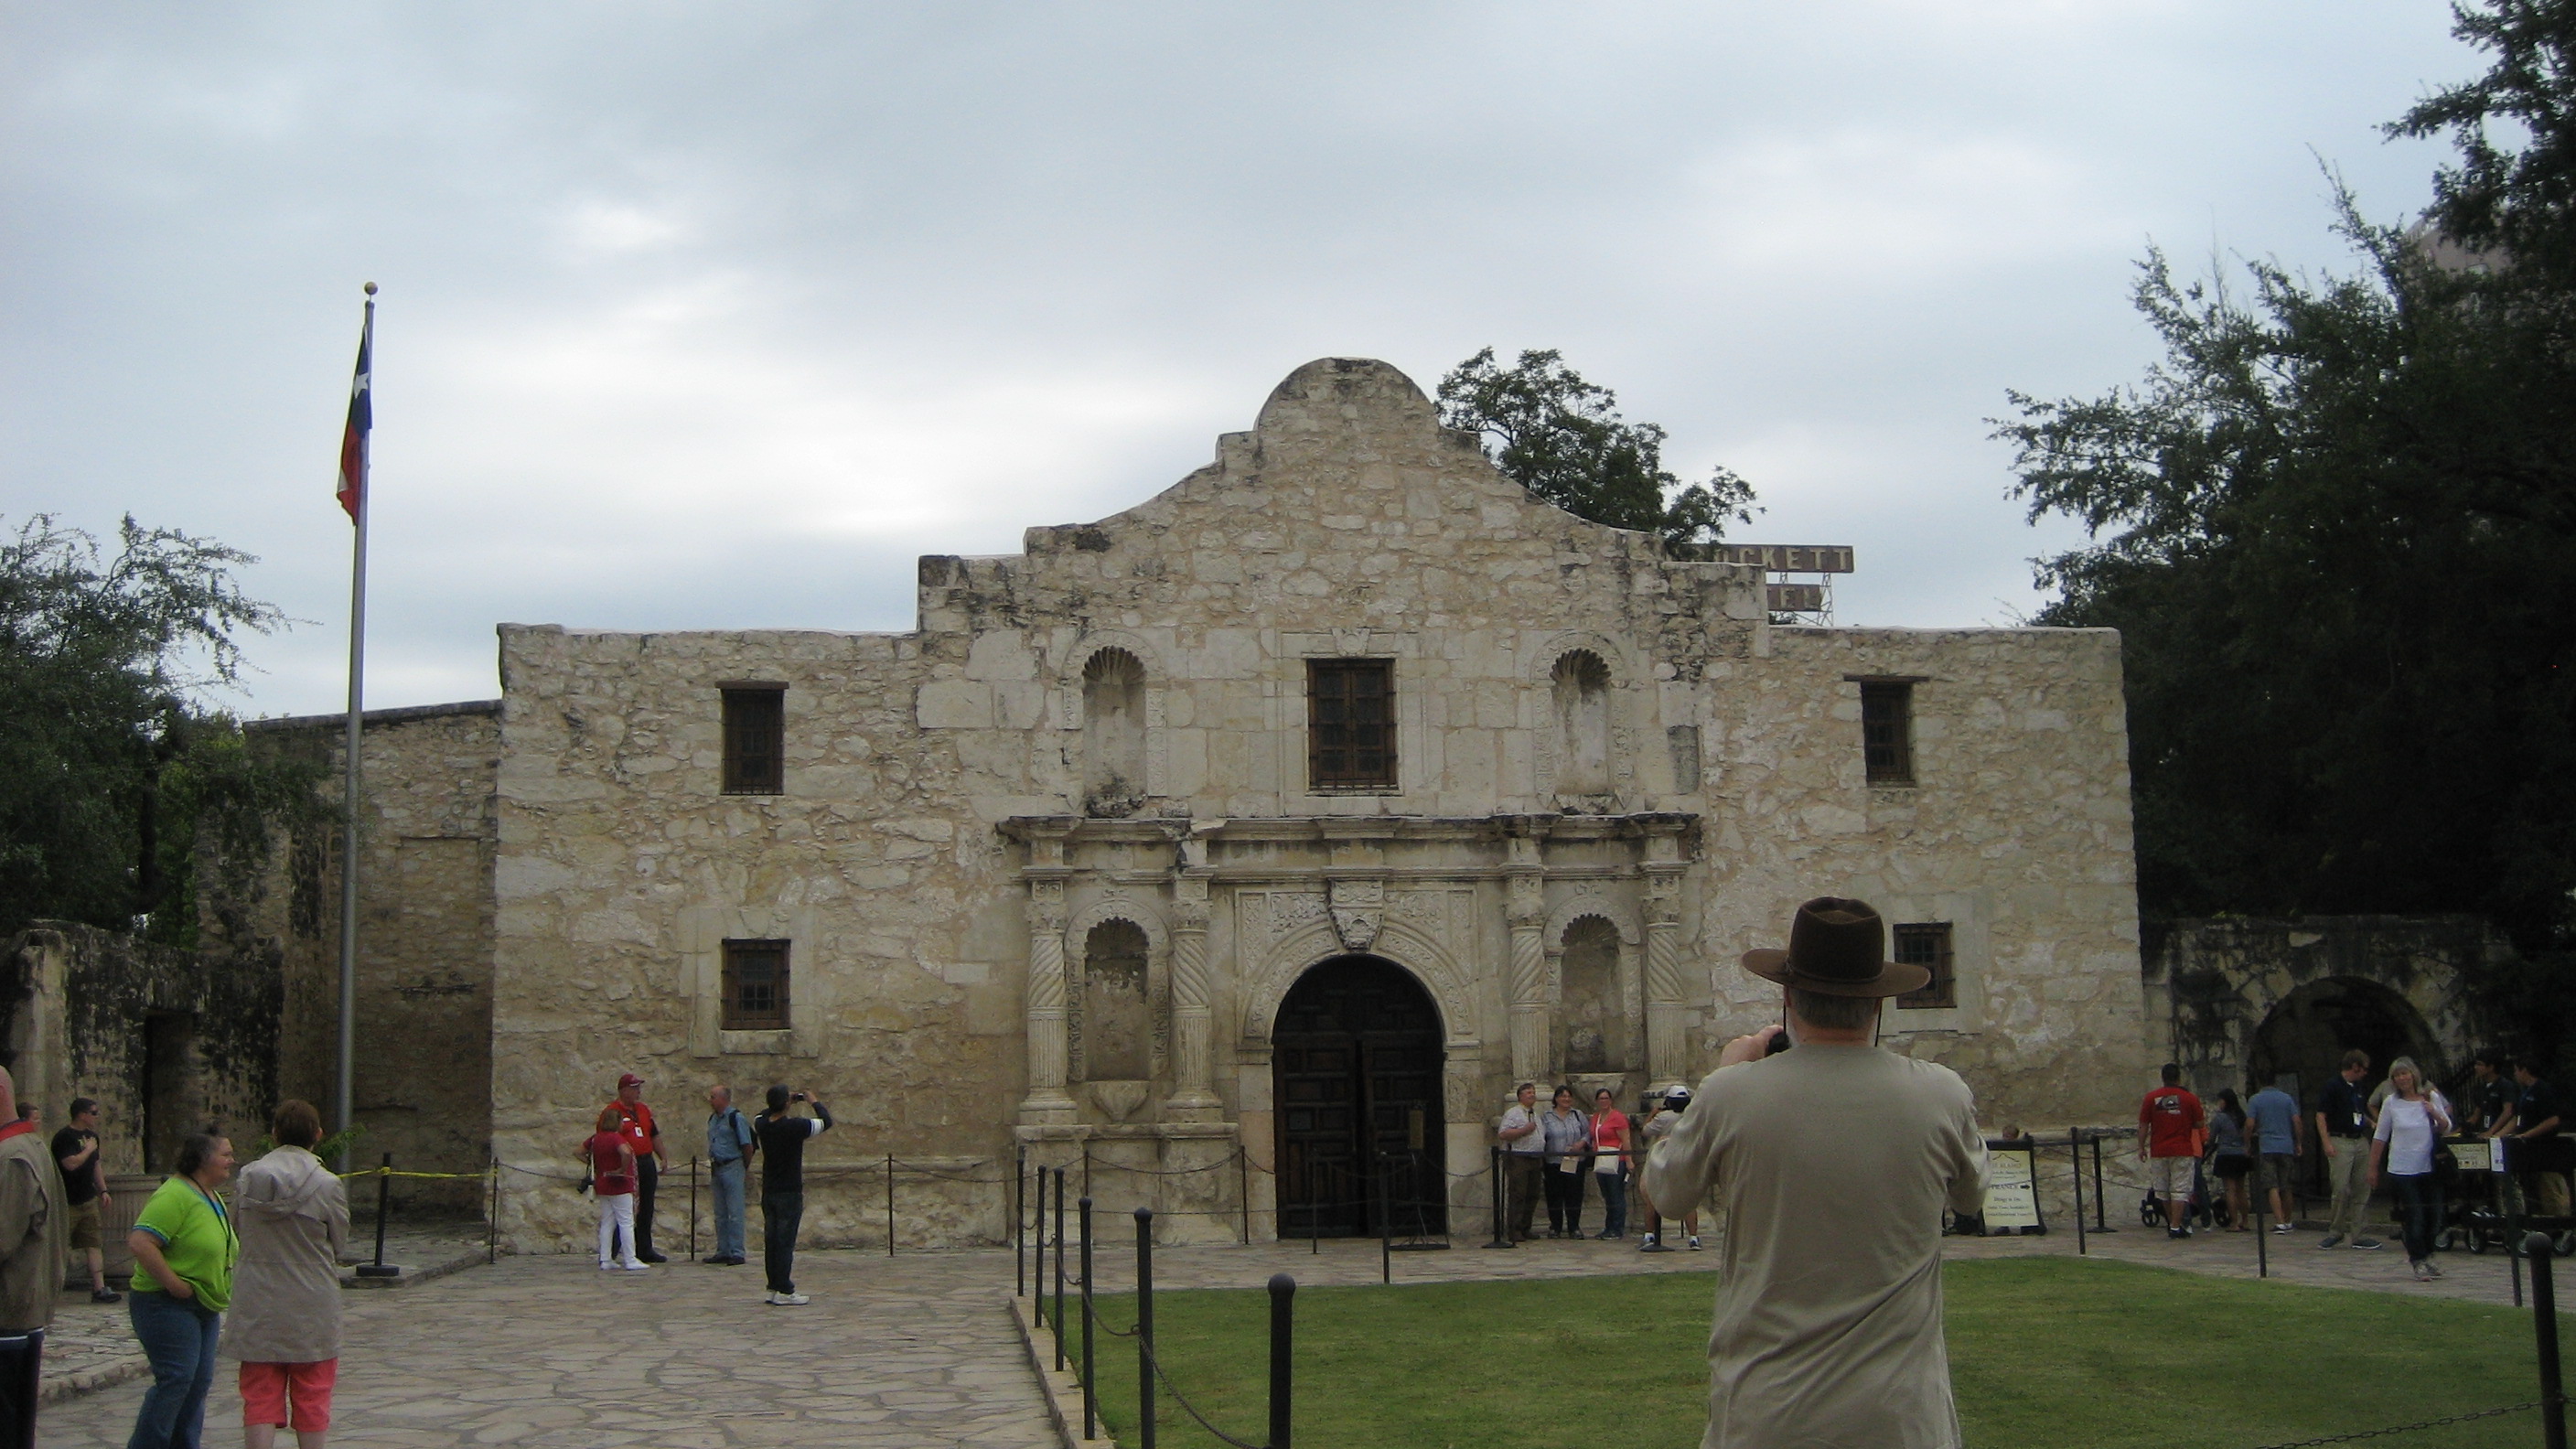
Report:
1640,1044,1989,1449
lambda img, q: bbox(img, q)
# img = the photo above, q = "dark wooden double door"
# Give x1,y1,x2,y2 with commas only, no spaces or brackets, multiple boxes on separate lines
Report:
1273,955,1446,1238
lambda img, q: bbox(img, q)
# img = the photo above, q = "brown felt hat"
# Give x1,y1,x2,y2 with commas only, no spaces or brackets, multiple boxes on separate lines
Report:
1740,896,1929,999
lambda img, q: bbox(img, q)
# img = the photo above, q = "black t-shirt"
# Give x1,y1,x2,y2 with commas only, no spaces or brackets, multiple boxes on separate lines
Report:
2474,1077,2512,1131
51,1127,100,1205
754,1111,828,1195
2518,1079,2562,1135
2318,1078,2372,1138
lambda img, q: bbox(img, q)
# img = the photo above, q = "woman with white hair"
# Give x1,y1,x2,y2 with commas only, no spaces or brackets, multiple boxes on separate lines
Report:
2368,1060,2454,1282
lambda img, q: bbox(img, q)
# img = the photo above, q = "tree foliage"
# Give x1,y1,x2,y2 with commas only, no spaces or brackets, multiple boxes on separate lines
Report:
0,515,318,945
1999,1,2576,1067
1436,348,1756,551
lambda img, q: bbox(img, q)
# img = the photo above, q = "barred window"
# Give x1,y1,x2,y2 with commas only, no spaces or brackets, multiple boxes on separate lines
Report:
1894,923,1955,1010
721,939,790,1030
722,687,785,794
1861,682,1914,785
1308,659,1396,790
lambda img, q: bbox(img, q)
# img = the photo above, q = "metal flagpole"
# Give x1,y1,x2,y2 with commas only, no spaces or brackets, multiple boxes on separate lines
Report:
335,283,376,1163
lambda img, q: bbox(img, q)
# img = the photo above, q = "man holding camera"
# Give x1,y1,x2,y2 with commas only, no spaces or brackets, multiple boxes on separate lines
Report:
753,1087,832,1305
1642,897,1989,1449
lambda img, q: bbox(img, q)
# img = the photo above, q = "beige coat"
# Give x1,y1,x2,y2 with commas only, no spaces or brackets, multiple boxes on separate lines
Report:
1641,1045,1990,1449
223,1146,349,1363
0,1126,67,1333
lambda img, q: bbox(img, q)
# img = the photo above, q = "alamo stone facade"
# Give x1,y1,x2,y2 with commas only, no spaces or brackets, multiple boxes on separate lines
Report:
276,358,2145,1250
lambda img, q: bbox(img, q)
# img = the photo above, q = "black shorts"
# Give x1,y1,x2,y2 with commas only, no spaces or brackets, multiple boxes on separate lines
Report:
2214,1153,2252,1181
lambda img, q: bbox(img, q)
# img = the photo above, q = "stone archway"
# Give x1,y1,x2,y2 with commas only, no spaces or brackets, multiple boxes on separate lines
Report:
2248,976,2443,1106
1271,955,1447,1239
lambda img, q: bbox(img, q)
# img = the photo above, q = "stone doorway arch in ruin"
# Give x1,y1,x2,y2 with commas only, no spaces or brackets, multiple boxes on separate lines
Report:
2248,975,2444,1110
1271,955,1447,1239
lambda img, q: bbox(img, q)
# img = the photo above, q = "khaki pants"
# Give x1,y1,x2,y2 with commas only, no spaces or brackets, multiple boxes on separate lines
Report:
2324,1137,2372,1237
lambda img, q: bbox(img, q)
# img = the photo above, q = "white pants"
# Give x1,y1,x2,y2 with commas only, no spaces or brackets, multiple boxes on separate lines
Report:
597,1193,639,1267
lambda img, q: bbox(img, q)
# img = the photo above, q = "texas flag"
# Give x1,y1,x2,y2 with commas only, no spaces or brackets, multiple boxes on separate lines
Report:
337,311,371,521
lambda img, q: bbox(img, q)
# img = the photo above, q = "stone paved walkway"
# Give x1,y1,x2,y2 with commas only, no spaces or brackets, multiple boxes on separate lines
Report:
38,1250,1056,1448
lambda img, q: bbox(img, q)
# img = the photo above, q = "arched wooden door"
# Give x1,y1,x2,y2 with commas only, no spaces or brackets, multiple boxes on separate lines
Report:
1272,955,1446,1238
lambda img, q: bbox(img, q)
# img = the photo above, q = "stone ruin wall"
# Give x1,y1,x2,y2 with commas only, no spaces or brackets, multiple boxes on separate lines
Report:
248,702,500,1212
482,359,2147,1250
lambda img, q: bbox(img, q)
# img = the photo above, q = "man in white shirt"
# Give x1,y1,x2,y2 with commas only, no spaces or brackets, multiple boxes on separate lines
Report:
1497,1082,1544,1243
1644,898,1989,1449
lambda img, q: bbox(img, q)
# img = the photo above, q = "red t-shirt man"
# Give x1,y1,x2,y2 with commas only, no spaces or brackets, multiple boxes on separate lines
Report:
2139,1081,2206,1158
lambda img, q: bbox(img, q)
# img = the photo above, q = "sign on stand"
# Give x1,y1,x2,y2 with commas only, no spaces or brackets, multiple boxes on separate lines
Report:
1981,1139,2045,1233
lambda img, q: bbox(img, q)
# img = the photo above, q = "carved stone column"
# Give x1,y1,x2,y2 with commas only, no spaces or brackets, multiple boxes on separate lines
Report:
1504,822,1550,1084
1165,860,1220,1119
1020,824,1078,1123
1642,826,1690,1086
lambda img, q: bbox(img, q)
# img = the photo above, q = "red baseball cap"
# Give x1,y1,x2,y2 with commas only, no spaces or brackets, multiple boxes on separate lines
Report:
617,1073,645,1089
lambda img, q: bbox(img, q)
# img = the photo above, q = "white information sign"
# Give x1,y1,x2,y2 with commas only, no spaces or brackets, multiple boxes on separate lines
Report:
1981,1144,2042,1230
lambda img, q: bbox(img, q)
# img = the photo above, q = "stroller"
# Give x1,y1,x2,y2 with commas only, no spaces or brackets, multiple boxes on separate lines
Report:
2140,1154,2227,1232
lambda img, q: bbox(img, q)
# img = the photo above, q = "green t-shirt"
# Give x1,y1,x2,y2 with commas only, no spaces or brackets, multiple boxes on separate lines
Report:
130,1175,239,1313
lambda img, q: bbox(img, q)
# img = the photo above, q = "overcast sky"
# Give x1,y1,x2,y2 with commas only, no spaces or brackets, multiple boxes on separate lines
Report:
2,3,2473,720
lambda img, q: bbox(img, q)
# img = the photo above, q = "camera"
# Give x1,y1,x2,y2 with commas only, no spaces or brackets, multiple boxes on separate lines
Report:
790,1091,809,1102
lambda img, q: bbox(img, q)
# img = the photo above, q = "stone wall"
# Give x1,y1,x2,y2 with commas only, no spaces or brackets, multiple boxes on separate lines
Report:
479,359,2146,1249
2142,914,2501,1105
2,923,279,1175
248,702,499,1210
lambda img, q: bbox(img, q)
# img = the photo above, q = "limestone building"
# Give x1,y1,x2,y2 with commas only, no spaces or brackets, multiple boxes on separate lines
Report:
374,358,2143,1250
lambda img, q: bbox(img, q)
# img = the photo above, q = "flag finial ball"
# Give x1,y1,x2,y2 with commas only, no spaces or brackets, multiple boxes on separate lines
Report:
363,281,378,295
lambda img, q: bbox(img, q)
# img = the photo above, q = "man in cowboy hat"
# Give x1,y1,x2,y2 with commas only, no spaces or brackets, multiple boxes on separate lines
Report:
1641,897,1989,1449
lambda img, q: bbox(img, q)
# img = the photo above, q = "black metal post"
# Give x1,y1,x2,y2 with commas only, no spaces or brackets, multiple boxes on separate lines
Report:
1015,1147,1026,1298
2529,1232,2568,1449
356,1154,398,1277
1268,1272,1296,1449
486,1155,498,1265
1053,1168,1067,1372
1483,1146,1513,1250
1035,1166,1048,1329
886,1153,896,1258
2091,1133,2112,1230
1379,1154,1392,1284
689,1154,699,1262
2255,1166,2268,1278
1136,1206,1156,1449
1079,1196,1097,1441
2070,1129,2086,1257
1239,1146,1250,1246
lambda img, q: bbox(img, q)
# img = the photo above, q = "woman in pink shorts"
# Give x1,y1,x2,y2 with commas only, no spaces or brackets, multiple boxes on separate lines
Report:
227,1100,349,1446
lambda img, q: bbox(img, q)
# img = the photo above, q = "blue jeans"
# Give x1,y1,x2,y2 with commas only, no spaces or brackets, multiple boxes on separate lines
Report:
126,1290,220,1449
762,1190,804,1295
1594,1168,1629,1237
711,1158,747,1260
2393,1172,2443,1262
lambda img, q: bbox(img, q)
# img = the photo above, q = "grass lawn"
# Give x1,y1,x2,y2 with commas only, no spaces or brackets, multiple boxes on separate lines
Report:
1078,1257,2568,1448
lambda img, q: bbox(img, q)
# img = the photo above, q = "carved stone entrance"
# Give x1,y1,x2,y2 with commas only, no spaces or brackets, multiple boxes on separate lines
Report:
1272,956,1446,1238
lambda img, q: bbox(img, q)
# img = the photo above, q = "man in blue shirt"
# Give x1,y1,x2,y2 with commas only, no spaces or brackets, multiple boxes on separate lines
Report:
703,1085,757,1266
2246,1081,2302,1230
2313,1051,2382,1250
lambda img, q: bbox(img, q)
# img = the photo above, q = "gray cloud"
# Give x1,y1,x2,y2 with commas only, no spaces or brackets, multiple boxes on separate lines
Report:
1,2,2466,715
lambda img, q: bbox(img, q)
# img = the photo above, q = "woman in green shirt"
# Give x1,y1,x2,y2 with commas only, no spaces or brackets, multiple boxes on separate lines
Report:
125,1131,238,1449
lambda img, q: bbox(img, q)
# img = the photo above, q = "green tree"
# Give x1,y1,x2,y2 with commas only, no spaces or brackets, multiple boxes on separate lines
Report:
1998,1,2576,1069
1436,348,1756,551
0,514,319,945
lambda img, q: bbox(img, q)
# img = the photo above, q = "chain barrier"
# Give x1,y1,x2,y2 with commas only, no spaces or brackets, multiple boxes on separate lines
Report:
1135,1329,1269,1449
2247,1400,2539,1448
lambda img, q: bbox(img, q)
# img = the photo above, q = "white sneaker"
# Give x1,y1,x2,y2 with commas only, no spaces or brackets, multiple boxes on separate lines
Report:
768,1291,810,1305
1687,1236,1702,1250
598,1261,617,1272
621,1261,649,1272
